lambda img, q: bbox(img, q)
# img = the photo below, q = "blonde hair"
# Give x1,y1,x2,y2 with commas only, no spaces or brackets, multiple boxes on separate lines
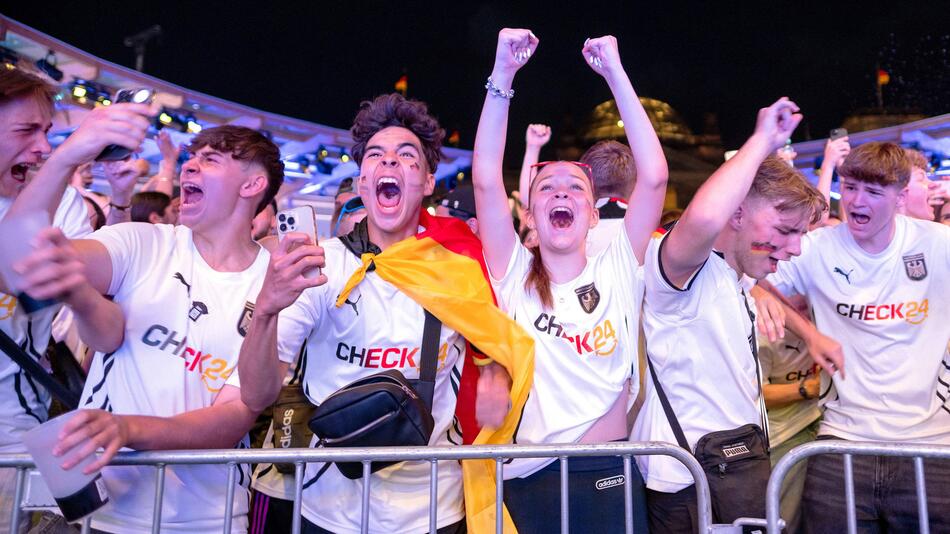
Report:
747,155,827,225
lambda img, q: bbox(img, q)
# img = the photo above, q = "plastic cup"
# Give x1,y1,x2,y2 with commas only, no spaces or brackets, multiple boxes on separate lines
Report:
0,211,57,313
21,411,109,522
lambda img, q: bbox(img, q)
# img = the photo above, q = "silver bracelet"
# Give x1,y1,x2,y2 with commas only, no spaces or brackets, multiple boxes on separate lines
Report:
485,77,514,99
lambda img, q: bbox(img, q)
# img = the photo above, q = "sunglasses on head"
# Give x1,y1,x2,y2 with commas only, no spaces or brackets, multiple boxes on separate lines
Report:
335,196,365,230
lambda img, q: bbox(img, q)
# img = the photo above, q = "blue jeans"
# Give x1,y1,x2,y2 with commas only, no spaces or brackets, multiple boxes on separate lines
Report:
802,437,950,534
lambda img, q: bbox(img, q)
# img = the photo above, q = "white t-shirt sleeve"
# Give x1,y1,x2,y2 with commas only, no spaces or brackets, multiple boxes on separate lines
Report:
487,241,532,313
55,187,93,239
644,230,706,322
276,288,322,365
87,223,160,296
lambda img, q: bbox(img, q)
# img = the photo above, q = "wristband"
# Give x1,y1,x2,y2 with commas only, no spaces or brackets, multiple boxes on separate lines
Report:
798,377,811,400
485,77,514,99
109,202,130,211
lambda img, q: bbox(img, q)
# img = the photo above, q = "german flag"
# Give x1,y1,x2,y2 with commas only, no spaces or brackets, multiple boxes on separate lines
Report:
335,209,533,533
877,69,890,86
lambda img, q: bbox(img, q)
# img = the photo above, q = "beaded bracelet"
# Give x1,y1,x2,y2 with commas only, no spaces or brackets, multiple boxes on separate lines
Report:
485,77,514,99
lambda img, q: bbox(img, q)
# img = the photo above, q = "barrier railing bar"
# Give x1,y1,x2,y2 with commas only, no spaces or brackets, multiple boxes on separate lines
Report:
559,456,569,534
1,442,712,533
10,468,24,533
222,463,236,534
429,460,438,534
843,454,856,534
766,441,950,534
360,461,371,534
151,463,165,534
914,457,929,534
623,455,633,534
495,458,503,534
292,461,304,534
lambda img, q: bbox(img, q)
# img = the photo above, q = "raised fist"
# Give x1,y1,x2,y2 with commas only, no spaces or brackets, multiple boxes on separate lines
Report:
525,124,551,148
493,28,539,74
582,35,623,77
753,98,803,151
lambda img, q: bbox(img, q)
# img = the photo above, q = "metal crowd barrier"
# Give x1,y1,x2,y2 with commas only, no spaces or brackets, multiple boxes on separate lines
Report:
0,441,721,534
764,440,950,534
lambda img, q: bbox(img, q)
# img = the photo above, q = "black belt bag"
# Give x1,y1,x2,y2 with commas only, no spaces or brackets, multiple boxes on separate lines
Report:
693,423,770,523
307,311,441,480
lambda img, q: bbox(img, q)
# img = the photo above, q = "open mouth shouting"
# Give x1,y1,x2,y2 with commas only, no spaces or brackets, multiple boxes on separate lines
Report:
849,211,870,225
549,206,575,229
181,182,204,207
10,162,35,183
376,177,402,210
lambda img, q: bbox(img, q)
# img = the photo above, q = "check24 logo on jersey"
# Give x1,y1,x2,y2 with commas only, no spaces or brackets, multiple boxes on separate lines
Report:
141,324,234,393
533,313,618,357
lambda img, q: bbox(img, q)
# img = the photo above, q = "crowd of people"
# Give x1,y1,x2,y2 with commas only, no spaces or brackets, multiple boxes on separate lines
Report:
0,27,949,534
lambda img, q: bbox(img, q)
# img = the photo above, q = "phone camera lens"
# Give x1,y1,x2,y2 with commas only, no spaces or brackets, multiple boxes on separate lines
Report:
278,214,286,222
279,223,287,232
133,89,152,103
287,217,296,226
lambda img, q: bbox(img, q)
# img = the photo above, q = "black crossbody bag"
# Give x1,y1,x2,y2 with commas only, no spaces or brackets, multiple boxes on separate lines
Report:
307,310,441,479
646,287,770,525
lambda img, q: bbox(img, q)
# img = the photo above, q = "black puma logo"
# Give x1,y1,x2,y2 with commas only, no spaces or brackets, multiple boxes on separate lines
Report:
344,294,361,316
833,267,853,285
173,272,192,295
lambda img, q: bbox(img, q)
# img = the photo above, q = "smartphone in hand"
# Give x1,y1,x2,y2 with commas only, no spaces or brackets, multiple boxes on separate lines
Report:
276,206,321,279
96,88,158,162
829,128,848,141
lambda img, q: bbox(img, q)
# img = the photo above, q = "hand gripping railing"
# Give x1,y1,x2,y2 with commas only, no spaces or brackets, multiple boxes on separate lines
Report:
0,441,717,534
764,440,950,534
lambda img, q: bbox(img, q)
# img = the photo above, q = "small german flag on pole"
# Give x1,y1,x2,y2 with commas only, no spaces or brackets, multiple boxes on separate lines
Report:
394,74,408,96
877,69,890,86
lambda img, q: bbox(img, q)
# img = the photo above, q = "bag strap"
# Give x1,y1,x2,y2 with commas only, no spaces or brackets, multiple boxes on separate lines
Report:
646,355,690,451
740,288,771,451
0,328,80,410
416,310,441,410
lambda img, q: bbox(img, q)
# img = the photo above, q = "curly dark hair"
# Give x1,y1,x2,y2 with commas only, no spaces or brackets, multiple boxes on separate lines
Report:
350,93,445,174
186,125,284,214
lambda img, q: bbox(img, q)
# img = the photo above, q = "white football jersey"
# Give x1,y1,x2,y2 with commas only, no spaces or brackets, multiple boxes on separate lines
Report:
0,187,91,452
277,237,466,534
490,225,642,478
81,223,267,533
632,231,765,493
758,330,822,447
768,216,950,443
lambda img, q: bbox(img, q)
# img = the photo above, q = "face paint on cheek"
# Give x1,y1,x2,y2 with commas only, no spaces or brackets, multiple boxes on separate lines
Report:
409,161,420,171
750,242,776,255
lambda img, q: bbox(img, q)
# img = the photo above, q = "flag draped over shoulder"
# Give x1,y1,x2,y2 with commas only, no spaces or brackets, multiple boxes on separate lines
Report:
334,209,533,533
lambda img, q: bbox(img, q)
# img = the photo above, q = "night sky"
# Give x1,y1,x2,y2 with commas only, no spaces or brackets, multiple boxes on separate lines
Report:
6,2,950,156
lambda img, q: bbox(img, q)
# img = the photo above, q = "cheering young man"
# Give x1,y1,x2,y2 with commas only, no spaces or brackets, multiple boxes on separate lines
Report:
4,113,284,531
768,142,950,533
632,99,827,532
